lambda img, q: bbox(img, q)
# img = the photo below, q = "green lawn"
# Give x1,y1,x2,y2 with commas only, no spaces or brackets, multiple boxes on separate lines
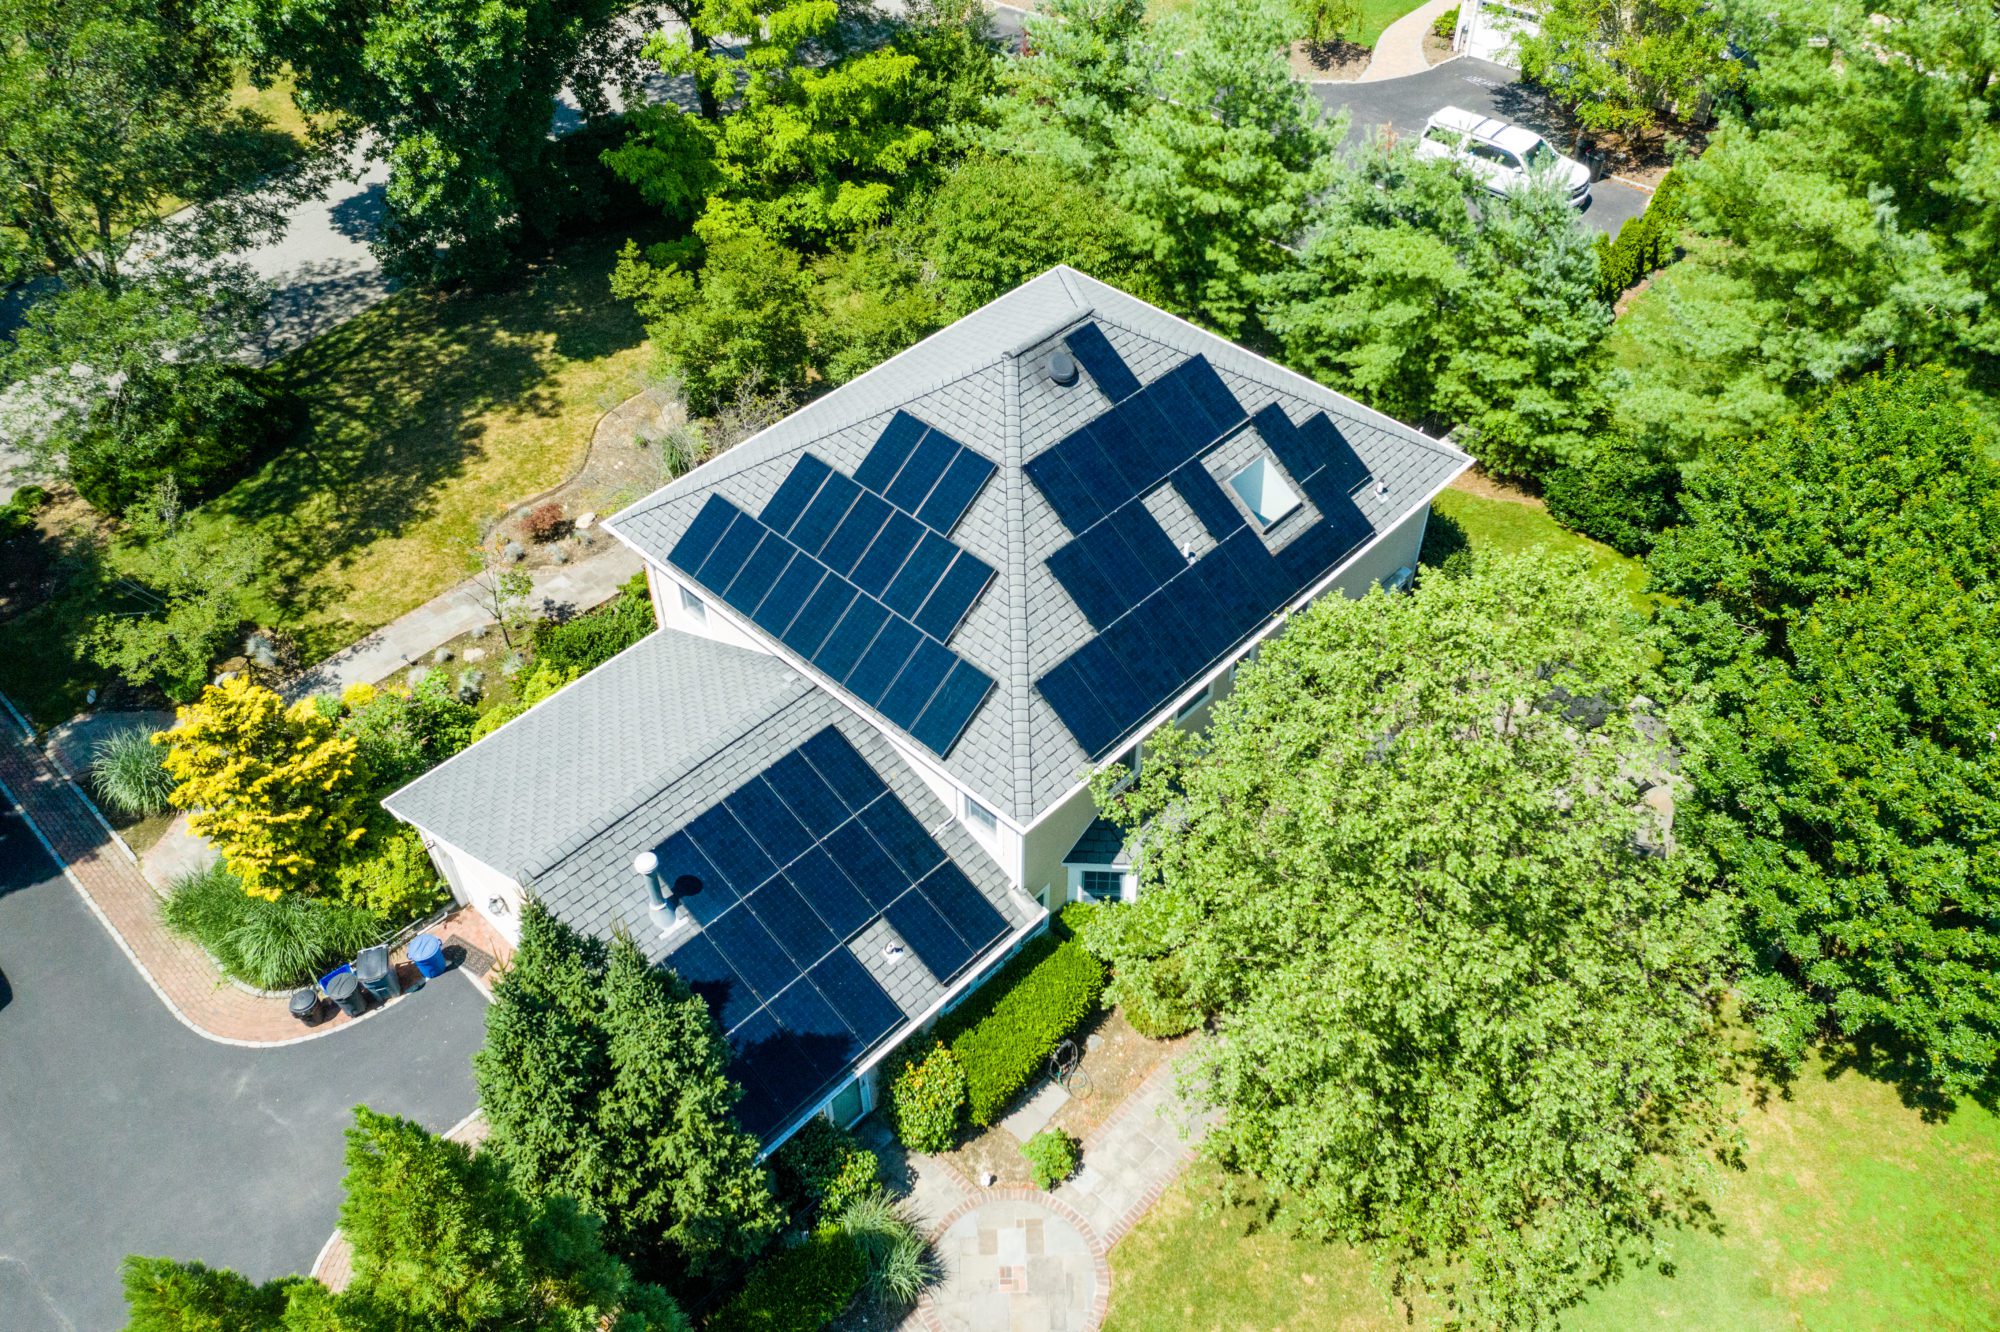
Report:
1427,483,1651,613
1104,1049,2000,1332
0,231,652,725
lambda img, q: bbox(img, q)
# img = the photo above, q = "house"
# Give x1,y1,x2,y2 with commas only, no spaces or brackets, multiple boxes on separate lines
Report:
385,267,1472,1149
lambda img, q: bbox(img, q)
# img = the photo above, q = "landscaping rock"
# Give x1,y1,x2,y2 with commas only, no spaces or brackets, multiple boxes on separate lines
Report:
463,646,487,663
575,511,598,530
457,670,484,703
244,632,279,670
432,646,454,665
503,540,525,563
212,670,238,685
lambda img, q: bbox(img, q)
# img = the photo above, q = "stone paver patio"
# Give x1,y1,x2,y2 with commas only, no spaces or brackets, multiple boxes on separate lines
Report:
889,1057,1212,1332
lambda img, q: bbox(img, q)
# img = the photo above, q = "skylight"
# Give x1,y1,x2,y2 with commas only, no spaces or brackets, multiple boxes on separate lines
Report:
1229,454,1301,530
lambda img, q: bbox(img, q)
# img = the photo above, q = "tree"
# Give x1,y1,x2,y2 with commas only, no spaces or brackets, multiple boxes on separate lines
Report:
1081,551,1735,1327
920,154,1148,317
1648,367,2000,1101
612,230,814,416
1104,0,1337,333
124,1110,690,1332
1295,0,1359,47
1516,0,1739,151
981,0,1149,177
213,0,629,284
119,1256,297,1332
808,235,945,387
157,676,371,898
477,902,782,1280
1267,142,1611,476
84,481,272,701
608,0,940,249
0,0,306,290
1646,0,2000,433
0,261,297,510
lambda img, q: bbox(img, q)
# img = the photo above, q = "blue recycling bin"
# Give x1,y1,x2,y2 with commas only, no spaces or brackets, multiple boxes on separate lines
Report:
407,932,449,979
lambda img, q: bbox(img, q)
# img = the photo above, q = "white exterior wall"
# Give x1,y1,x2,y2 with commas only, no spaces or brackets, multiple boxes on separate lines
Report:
426,837,531,946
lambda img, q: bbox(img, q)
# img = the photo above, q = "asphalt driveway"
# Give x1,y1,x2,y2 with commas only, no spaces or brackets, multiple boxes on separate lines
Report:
0,808,488,1332
1312,57,1651,235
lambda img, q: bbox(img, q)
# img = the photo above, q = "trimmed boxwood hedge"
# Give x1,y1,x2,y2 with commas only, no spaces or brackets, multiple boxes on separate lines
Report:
932,931,1107,1127
705,1230,866,1332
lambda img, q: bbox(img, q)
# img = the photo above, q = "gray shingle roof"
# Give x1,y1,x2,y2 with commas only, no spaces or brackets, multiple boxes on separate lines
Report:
384,629,810,881
607,268,1473,824
1063,816,1132,868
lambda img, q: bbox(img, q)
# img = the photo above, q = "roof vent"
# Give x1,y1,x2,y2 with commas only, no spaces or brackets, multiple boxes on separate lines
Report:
883,942,908,965
634,850,691,932
1373,480,1390,500
1046,349,1079,387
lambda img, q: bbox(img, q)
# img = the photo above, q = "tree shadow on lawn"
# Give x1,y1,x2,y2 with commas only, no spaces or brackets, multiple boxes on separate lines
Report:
208,232,646,651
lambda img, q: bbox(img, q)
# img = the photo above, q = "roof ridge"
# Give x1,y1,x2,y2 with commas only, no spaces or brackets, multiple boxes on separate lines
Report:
1002,352,1032,823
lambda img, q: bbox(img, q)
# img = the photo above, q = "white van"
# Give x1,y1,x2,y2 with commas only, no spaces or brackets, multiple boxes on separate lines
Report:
1413,106,1593,207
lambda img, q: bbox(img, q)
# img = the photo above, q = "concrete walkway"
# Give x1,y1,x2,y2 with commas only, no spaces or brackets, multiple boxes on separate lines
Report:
287,542,643,699
880,1058,1210,1332
1358,0,1457,81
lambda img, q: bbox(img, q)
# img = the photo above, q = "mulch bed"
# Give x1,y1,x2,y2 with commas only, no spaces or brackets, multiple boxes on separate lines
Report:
1290,38,1371,82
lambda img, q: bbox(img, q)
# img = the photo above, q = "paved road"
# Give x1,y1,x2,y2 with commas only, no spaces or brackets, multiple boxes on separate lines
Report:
1312,57,1650,235
0,808,488,1332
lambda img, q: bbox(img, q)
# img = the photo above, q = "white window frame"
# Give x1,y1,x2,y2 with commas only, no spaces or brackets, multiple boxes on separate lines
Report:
1227,453,1302,531
963,792,998,837
679,584,707,622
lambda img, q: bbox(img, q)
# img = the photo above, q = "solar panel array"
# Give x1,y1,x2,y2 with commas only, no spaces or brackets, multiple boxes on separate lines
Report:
1030,329,1378,759
658,727,1011,1138
669,416,1000,759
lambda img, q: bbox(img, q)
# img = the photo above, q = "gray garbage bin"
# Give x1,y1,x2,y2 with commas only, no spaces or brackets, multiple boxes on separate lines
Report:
325,970,367,1018
355,944,400,1002
289,988,327,1025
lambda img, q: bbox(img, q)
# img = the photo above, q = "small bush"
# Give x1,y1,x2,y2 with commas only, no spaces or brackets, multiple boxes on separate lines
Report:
530,573,655,676
1115,952,1202,1039
1593,169,1688,304
1053,898,1102,941
706,1230,867,1332
523,502,567,543
0,484,49,538
1543,446,1682,555
89,726,175,816
771,1118,881,1224
835,1190,934,1308
1021,1128,1081,1190
333,823,450,920
936,935,1107,1127
160,862,384,989
889,1043,967,1153
339,673,476,794
1432,4,1459,38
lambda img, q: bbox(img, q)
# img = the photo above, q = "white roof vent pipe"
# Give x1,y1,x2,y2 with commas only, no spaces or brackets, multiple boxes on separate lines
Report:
634,850,692,933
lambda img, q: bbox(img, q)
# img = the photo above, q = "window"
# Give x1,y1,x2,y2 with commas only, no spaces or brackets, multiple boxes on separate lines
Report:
1471,141,1520,169
1175,686,1209,721
1228,454,1301,530
1525,140,1558,171
679,584,707,622
1080,870,1125,902
964,794,998,836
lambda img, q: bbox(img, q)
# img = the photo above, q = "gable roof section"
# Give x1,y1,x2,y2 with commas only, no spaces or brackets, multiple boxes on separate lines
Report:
607,268,1473,824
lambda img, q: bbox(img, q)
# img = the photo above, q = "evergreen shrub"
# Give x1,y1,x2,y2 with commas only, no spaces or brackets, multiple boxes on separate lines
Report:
706,1231,867,1332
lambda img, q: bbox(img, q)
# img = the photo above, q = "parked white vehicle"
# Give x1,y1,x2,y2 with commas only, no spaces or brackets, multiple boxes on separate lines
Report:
1413,107,1593,207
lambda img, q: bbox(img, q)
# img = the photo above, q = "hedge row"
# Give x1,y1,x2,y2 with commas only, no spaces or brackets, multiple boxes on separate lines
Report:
704,1230,866,1332
1593,169,1688,304
530,572,655,674
933,932,1107,1127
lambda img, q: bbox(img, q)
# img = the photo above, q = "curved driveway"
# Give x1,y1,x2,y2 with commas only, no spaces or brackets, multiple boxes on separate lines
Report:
0,808,487,1332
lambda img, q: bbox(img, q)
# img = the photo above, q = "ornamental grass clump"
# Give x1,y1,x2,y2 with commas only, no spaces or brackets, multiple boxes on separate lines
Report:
160,861,384,990
89,725,175,816
835,1189,934,1307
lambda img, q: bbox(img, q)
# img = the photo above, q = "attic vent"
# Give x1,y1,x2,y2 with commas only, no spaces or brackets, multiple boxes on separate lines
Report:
883,942,908,965
1046,349,1079,387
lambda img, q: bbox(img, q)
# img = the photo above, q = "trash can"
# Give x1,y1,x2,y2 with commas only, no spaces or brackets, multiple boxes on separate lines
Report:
407,932,448,979
354,944,400,1002
325,969,367,1018
289,987,327,1025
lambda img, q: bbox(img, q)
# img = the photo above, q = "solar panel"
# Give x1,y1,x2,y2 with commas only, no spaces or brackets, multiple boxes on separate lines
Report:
653,829,739,924
798,728,886,811
854,411,929,492
725,776,815,869
820,490,892,576
807,949,903,1048
706,903,794,999
1173,461,1244,541
819,818,904,908
909,659,994,756
859,798,946,880
756,556,825,641
912,553,993,641
748,874,838,967
883,428,956,514
780,577,854,659
847,615,922,703
698,508,763,585
1066,323,1142,402
769,980,859,1083
722,533,792,616
669,494,738,573
761,751,849,839
879,638,952,728
916,449,993,534
786,844,875,938
816,596,888,682
917,862,1010,954
790,470,858,556
881,531,957,621
1023,448,1102,533
850,511,924,598
666,931,762,1031
684,806,776,896
761,452,831,536
883,889,976,980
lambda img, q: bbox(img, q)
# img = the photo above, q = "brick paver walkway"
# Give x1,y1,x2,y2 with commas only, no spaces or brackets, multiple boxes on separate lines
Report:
0,726,493,1046
899,1056,1210,1332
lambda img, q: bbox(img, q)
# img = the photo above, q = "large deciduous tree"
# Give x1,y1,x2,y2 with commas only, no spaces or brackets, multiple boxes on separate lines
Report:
1266,142,1611,477
213,0,629,284
1649,366,2000,1101
1516,0,1740,151
476,901,782,1281
1082,551,1735,1327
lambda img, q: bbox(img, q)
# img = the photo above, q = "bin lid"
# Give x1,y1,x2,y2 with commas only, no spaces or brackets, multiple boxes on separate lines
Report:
289,988,320,1015
407,932,442,962
354,946,389,981
326,971,359,999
